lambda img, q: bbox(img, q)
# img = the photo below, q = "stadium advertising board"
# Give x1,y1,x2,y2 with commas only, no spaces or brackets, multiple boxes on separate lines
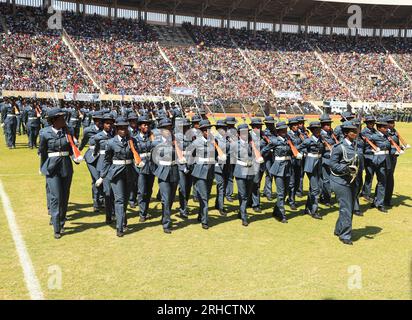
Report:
64,93,101,102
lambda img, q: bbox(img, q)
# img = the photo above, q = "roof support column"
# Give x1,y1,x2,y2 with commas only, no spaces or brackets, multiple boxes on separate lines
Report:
221,17,224,29
82,0,86,22
253,14,257,37
12,0,16,15
76,0,80,14
194,15,198,26
114,0,118,20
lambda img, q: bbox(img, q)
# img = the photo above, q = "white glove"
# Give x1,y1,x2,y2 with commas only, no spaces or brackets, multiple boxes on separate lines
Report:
348,165,358,174
296,152,303,160
178,158,187,165
38,169,43,176
218,154,227,162
137,161,145,168
95,177,104,187
73,155,84,163
255,157,264,164
1,123,4,128
405,144,411,149
373,147,381,153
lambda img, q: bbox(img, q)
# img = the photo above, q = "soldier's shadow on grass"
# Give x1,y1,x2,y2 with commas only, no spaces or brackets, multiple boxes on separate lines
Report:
390,194,412,208
352,226,382,242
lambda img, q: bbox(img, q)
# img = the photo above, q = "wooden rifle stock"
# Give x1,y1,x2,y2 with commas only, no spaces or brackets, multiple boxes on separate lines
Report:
361,135,379,151
287,138,300,158
66,132,82,159
331,133,339,144
387,135,403,154
128,138,142,165
35,105,42,118
396,131,409,148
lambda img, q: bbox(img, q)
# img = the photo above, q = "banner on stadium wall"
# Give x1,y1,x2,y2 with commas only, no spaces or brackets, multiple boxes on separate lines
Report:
275,91,302,99
170,87,198,96
129,96,165,102
64,93,101,102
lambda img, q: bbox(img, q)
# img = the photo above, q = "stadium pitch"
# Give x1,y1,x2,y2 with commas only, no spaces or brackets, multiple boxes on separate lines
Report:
0,120,411,300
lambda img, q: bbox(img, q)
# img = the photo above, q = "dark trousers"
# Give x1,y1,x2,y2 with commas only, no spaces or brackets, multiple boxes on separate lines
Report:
159,179,178,230
138,173,155,217
46,174,72,234
103,178,114,221
128,170,138,206
251,170,264,208
321,163,332,203
274,176,290,219
87,162,103,209
27,126,39,148
305,169,321,215
178,170,192,215
225,164,234,198
236,176,253,222
4,119,17,147
362,157,375,197
332,180,356,241
288,162,301,205
111,171,132,231
214,171,226,210
263,159,273,197
195,177,213,225
384,157,397,206
374,162,389,208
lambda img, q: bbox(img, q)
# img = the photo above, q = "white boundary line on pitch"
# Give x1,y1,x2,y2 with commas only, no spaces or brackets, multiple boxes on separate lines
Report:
0,179,44,300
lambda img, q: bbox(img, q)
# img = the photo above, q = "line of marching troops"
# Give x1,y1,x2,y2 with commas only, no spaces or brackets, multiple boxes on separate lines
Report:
1,97,409,245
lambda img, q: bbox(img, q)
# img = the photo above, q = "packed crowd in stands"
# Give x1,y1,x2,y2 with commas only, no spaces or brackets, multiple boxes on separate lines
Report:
1,3,412,105
63,12,180,95
0,4,96,93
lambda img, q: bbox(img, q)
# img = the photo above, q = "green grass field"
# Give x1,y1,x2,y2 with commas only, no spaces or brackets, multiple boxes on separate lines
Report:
0,121,411,300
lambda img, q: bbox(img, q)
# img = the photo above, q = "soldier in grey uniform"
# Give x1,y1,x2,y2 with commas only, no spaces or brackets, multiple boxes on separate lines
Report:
79,111,103,212
23,101,42,149
319,114,337,206
334,111,355,141
298,121,325,220
39,108,81,239
225,116,238,202
1,98,18,149
134,115,157,222
286,117,303,210
262,121,301,223
175,118,193,219
213,120,229,216
152,118,180,234
94,114,115,224
233,123,262,226
262,116,277,200
384,115,401,207
188,120,224,229
369,118,392,213
127,112,139,208
249,118,265,213
330,121,359,245
99,116,141,237
360,116,377,203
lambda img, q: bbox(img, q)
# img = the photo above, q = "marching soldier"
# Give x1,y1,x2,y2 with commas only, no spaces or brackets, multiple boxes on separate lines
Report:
23,101,42,149
99,116,142,237
1,98,18,149
360,115,377,203
176,118,193,219
79,111,104,212
188,120,221,229
334,111,355,141
152,118,180,234
385,115,400,207
286,117,303,210
94,114,115,224
298,121,324,220
39,108,81,239
262,116,277,201
188,115,202,202
351,118,365,217
369,118,392,213
330,121,359,245
249,118,265,213
296,115,309,196
213,120,229,216
319,114,336,206
262,121,299,223
127,112,139,208
225,116,238,202
134,115,157,222
233,123,261,226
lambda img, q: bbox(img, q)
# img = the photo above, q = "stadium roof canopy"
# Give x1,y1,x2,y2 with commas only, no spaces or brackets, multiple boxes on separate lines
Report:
81,0,412,29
